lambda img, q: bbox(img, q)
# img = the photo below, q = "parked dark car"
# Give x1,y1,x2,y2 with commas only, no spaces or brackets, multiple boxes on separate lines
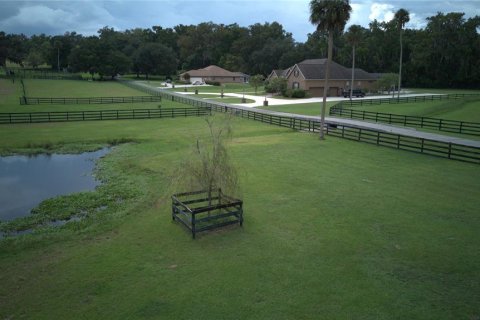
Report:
343,89,365,98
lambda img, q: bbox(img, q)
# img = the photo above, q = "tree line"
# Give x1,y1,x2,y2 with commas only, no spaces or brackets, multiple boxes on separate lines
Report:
0,12,479,87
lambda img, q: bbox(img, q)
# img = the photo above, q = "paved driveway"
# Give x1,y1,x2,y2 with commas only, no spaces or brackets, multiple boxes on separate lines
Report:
173,91,444,108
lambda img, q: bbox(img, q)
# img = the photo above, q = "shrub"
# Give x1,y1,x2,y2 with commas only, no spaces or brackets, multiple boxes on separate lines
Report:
265,78,287,95
205,80,221,86
291,89,306,98
283,89,307,98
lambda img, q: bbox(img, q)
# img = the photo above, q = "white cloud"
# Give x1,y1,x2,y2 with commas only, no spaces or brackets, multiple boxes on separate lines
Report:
369,2,395,23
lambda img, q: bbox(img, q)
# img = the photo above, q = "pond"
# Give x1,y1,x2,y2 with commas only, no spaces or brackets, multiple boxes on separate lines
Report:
0,148,109,221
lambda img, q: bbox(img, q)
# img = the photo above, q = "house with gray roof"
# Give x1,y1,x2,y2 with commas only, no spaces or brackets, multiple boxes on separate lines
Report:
179,65,249,84
273,59,380,97
266,68,291,81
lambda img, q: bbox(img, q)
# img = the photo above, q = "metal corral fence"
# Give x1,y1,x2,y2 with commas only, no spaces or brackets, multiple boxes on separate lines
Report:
330,104,480,136
118,80,480,164
0,108,210,124
20,96,162,105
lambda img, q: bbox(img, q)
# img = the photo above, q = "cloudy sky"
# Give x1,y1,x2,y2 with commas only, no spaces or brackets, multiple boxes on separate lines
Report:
0,0,479,42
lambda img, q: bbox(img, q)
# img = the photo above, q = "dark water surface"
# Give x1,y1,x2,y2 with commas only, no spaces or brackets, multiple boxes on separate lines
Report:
0,148,109,221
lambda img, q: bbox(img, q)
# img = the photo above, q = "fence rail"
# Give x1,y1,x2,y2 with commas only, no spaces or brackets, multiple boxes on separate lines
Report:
340,93,480,107
117,80,480,165
20,95,162,105
0,108,209,124
330,101,480,136
330,106,480,136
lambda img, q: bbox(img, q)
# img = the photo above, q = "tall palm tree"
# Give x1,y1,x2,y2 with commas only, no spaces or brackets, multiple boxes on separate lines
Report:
310,0,352,139
345,24,363,100
395,8,410,99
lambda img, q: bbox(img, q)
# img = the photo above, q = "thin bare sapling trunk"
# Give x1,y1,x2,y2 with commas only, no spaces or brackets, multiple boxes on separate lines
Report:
173,114,239,215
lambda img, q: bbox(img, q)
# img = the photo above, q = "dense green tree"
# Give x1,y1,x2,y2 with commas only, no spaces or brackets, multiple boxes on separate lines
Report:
133,43,177,79
1,13,479,89
249,74,265,94
68,37,100,77
97,50,131,80
0,32,8,67
310,0,352,139
25,51,43,68
265,77,287,95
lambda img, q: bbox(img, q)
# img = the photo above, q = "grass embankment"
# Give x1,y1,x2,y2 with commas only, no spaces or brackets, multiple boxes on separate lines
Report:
258,101,339,116
1,111,479,318
0,79,188,113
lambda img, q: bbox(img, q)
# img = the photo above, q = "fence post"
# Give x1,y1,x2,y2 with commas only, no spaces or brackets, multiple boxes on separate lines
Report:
448,143,452,159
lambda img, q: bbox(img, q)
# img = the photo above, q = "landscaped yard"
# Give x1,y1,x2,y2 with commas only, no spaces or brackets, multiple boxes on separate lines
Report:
0,79,479,319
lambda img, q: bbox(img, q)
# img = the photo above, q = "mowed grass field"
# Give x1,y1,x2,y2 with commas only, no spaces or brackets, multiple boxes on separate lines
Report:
0,80,479,319
350,97,480,123
0,79,188,113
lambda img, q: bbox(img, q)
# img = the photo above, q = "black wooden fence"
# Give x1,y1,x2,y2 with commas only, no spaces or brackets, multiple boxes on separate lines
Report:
330,104,480,136
20,96,162,105
116,80,480,165
339,93,480,107
0,108,209,124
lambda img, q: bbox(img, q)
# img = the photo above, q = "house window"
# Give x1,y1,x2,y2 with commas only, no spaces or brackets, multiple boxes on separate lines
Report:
294,69,299,77
293,82,299,89
233,77,235,81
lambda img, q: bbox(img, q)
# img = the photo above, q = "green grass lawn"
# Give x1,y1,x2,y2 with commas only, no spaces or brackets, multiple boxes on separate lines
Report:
0,79,188,113
143,82,266,96
258,101,339,116
23,79,148,97
1,80,479,318
0,112,479,319
351,97,480,123
408,87,480,94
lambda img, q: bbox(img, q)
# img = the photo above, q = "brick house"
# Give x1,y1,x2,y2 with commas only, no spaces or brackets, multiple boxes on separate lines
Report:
266,68,291,81
275,59,379,97
179,65,249,84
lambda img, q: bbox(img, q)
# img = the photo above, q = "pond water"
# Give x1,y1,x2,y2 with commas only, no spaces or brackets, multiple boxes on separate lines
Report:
0,148,109,221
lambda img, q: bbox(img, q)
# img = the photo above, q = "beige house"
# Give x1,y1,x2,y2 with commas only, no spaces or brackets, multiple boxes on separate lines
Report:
179,65,249,84
277,59,379,97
